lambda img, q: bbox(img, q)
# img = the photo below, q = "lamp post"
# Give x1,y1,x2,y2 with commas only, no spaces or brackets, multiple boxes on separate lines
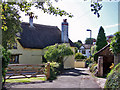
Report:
86,29,92,57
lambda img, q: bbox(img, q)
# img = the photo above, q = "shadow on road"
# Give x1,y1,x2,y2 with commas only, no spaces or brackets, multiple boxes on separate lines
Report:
60,68,89,76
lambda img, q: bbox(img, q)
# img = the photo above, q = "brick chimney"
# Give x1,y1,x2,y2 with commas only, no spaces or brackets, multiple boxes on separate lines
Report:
61,19,69,43
29,16,34,27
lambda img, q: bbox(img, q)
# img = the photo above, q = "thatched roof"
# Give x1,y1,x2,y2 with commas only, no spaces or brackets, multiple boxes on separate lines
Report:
18,22,74,49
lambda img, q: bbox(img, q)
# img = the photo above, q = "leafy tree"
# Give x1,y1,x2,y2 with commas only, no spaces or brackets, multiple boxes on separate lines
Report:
44,44,74,71
91,1,103,18
2,3,22,49
85,38,95,44
96,26,107,51
0,46,11,88
75,52,86,60
110,32,120,55
74,42,82,49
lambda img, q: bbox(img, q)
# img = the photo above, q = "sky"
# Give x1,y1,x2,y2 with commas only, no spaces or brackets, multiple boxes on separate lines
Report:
20,0,119,43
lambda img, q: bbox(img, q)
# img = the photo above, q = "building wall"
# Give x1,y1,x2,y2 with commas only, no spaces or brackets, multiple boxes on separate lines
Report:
64,47,75,69
74,61,85,68
80,49,90,58
17,41,44,64
85,49,90,58
10,42,75,68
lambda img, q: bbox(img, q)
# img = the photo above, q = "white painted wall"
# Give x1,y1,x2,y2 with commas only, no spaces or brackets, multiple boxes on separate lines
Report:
80,49,90,58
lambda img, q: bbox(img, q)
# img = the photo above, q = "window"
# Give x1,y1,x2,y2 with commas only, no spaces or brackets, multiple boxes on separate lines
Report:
10,55,19,64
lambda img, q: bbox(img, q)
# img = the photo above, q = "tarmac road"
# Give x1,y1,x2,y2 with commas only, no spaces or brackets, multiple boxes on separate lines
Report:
5,68,101,89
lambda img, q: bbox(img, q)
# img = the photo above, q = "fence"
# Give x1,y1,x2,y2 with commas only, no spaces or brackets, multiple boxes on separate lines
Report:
6,63,50,79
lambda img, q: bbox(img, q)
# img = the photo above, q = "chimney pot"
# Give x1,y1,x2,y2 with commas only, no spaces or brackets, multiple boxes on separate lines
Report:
29,16,34,27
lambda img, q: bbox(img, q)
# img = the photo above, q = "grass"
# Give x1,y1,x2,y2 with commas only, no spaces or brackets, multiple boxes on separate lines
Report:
5,77,46,83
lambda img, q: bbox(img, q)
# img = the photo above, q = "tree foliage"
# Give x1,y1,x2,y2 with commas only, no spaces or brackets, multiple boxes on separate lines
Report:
44,44,74,63
0,45,11,87
110,32,120,55
91,1,103,18
96,26,107,51
75,52,86,60
85,38,95,44
2,3,22,49
74,41,82,49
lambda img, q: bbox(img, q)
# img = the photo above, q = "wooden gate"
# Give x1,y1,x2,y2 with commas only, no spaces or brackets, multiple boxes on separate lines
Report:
6,63,50,79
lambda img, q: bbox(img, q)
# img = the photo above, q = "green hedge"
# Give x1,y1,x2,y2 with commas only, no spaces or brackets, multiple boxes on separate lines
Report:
104,63,120,88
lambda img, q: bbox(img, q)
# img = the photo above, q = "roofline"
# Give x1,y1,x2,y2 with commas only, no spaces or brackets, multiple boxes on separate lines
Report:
94,44,110,55
21,22,59,28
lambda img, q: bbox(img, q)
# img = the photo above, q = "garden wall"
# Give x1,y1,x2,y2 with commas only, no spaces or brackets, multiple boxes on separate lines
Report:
74,61,85,68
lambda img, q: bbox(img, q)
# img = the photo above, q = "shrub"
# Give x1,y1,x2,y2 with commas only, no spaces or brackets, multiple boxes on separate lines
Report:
48,62,60,80
110,32,120,55
75,52,86,60
104,63,120,88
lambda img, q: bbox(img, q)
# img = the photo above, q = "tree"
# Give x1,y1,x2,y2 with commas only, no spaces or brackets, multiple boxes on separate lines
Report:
94,26,107,62
74,42,82,49
91,1,103,18
74,41,82,53
96,26,107,51
110,32,120,55
44,44,73,70
85,38,95,44
0,46,11,88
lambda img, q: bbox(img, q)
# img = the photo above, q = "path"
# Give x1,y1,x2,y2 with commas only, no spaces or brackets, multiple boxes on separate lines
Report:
6,68,102,89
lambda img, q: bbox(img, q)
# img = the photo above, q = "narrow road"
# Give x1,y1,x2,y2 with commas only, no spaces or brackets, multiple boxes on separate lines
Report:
6,68,101,89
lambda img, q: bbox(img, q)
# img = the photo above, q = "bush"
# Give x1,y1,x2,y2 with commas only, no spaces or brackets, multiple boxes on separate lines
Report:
48,62,60,80
75,52,86,60
110,32,120,55
104,63,120,88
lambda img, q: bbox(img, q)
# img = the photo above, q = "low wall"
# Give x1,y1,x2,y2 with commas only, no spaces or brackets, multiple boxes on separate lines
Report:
74,61,85,68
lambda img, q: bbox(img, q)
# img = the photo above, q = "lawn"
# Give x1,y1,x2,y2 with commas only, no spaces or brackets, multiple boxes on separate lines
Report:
5,77,46,83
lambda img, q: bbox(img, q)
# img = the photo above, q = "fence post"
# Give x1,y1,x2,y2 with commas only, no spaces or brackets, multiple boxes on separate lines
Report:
46,62,50,80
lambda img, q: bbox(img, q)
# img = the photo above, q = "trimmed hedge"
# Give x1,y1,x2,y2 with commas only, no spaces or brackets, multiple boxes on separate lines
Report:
104,63,120,88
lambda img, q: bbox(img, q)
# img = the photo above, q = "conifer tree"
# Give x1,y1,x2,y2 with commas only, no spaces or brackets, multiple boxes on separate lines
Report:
96,26,107,51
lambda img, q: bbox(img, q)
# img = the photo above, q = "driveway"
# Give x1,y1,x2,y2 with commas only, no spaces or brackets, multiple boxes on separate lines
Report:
6,68,101,89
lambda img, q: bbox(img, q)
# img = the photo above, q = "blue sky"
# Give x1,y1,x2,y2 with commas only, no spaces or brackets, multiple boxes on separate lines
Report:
20,0,119,43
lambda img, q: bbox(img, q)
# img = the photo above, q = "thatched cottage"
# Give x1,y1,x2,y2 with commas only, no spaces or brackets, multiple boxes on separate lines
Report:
9,18,75,69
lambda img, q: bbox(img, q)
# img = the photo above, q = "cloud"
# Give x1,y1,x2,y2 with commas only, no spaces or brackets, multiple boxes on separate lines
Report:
104,24,120,29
